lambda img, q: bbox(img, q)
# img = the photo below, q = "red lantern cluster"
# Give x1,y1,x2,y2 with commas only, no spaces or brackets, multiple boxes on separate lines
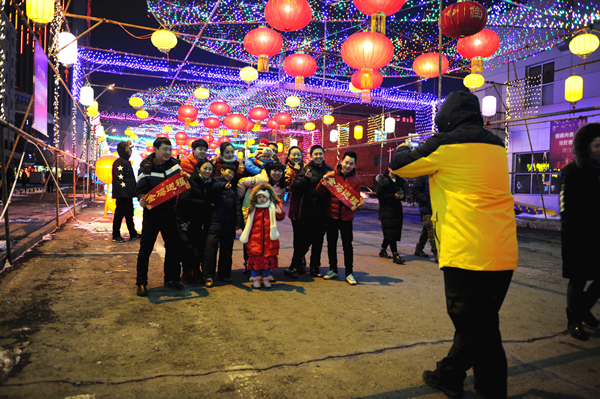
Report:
275,112,292,127
202,134,214,144
412,53,449,79
209,101,230,116
441,1,487,38
265,0,313,32
351,69,383,103
283,53,317,91
249,106,269,121
177,104,198,127
353,0,407,34
266,118,278,130
244,27,283,72
341,31,394,89
223,114,248,137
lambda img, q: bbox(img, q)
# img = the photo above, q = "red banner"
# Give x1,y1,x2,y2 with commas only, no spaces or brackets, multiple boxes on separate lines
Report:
321,173,363,211
143,172,190,210
549,118,586,171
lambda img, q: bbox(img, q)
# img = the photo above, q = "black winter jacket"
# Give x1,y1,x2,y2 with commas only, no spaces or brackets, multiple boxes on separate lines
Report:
112,142,136,199
136,154,181,214
177,172,212,226
376,171,406,242
208,176,243,236
290,160,333,222
412,175,432,215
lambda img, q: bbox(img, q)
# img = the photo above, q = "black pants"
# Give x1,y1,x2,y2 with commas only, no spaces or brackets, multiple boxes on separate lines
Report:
326,218,353,276
203,233,235,280
291,219,326,270
567,279,600,320
136,211,181,286
416,213,437,255
289,218,302,267
113,197,137,239
432,268,513,399
177,221,208,276
381,238,398,253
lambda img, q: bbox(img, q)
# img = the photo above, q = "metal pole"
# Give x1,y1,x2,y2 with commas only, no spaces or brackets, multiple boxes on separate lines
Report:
72,155,76,214
1,126,12,264
438,0,443,105
87,125,91,202
55,151,59,228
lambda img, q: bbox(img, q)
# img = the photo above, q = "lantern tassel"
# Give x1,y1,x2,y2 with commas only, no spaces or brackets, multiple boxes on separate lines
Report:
472,57,484,74
258,55,269,72
361,68,373,90
254,122,261,130
295,76,305,91
371,13,386,35
361,89,372,103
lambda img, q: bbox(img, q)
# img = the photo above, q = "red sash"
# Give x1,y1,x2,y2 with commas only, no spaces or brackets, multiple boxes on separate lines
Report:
321,173,363,211
143,172,190,210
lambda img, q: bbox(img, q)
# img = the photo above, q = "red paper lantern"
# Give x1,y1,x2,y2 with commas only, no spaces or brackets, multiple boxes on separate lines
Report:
224,114,248,138
217,136,231,144
283,53,317,90
156,132,169,138
353,0,407,34
275,112,292,126
209,101,230,116
203,117,221,130
186,137,197,147
249,106,269,121
202,134,214,144
209,142,219,150
243,27,283,72
351,69,383,103
176,139,186,146
457,28,500,73
177,147,187,155
177,104,198,126
412,52,449,79
146,145,153,152
266,118,278,129
441,1,487,38
341,31,394,89
175,131,188,140
265,0,313,32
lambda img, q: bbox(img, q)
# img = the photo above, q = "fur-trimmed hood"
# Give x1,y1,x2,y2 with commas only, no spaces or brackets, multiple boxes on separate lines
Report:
247,183,279,215
573,122,600,168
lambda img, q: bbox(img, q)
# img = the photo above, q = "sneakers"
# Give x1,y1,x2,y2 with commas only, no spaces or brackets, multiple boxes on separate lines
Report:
379,248,393,258
309,268,322,278
284,268,299,279
422,370,464,398
136,284,148,297
112,237,126,243
392,253,405,265
205,278,214,288
323,270,338,280
346,274,357,285
414,248,428,258
165,280,184,290
129,233,141,241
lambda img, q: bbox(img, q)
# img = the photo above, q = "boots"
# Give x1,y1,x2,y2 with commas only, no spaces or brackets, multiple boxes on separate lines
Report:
414,248,428,258
250,276,262,289
262,275,272,289
566,307,589,341
392,252,405,265
582,294,599,327
379,248,393,259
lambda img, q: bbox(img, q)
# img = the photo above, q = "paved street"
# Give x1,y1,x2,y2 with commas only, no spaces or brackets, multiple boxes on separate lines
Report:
0,198,598,399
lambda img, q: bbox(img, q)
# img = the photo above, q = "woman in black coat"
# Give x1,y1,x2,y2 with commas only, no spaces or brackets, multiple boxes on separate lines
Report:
376,168,406,264
560,122,600,340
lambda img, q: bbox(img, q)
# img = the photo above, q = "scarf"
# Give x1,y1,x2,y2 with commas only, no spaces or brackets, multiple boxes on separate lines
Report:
239,192,279,244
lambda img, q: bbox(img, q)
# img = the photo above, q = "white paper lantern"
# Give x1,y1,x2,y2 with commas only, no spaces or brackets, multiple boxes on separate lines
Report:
95,125,105,137
79,85,94,106
384,117,396,133
290,138,298,147
330,129,339,143
57,32,78,66
481,96,497,117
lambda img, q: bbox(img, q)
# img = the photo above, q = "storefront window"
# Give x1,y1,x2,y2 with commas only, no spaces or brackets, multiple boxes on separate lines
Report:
513,152,559,195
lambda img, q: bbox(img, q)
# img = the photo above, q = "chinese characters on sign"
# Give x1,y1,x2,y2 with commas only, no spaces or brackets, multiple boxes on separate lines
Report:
144,172,190,210
549,118,587,171
322,175,363,210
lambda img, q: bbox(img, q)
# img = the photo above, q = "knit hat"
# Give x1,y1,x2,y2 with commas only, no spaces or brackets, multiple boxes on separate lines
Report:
254,138,273,159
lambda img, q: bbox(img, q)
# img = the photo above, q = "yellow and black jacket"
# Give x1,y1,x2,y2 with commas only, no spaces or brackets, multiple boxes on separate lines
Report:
389,91,518,271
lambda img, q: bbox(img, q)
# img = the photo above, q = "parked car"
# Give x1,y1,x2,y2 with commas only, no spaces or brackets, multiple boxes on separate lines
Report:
360,186,377,199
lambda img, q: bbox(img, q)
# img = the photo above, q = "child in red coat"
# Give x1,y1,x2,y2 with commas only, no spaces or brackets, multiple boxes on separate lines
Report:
239,183,285,288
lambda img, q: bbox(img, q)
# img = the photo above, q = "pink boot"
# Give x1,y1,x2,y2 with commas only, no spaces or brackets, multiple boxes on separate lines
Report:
250,276,262,289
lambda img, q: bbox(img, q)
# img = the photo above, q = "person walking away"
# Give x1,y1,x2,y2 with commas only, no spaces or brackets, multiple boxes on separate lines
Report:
180,138,209,174
375,168,406,264
177,160,214,285
286,145,333,279
283,146,305,276
390,91,518,399
203,164,243,287
239,184,285,289
112,140,140,243
560,122,600,340
135,137,186,297
317,151,362,285
412,174,438,261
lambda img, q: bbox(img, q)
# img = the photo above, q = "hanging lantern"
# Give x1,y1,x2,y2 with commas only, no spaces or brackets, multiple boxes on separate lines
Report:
176,139,186,146
79,85,94,107
175,131,188,141
194,87,210,100
441,1,487,38
156,133,169,138
384,117,396,133
130,134,139,141
354,125,364,140
95,156,118,185
351,69,383,103
286,95,301,108
349,83,362,93
203,117,220,134
57,32,77,66
565,75,583,104
267,118,278,133
209,142,219,150
341,31,394,89
277,143,283,153
330,129,339,143
249,106,269,122
178,104,198,127
457,29,500,73
569,33,600,60
124,129,134,136
136,110,149,119
413,53,449,79
129,97,144,109
283,53,317,90
481,96,497,117
290,138,298,147
209,101,230,116
245,119,255,131
304,122,316,130
265,0,313,32
219,129,229,137
87,101,99,117
244,27,283,72
276,112,293,128
323,115,335,126
202,134,215,144
252,124,261,132
237,151,245,160
463,73,485,91
190,120,199,127
26,0,54,24
240,66,259,85
224,114,248,138
163,125,172,133
353,0,407,35
151,29,177,53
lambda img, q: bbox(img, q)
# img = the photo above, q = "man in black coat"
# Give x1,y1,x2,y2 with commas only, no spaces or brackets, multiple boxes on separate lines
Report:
412,175,437,261
135,137,185,297
112,140,139,243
